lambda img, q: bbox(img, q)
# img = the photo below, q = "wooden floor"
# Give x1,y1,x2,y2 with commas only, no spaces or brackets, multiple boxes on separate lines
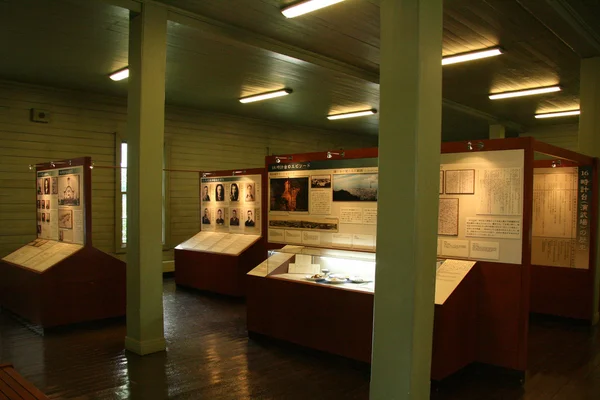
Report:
0,278,598,399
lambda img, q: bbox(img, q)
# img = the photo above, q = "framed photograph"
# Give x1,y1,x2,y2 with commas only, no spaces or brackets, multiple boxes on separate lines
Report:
43,178,51,194
230,208,240,226
244,183,256,202
42,213,46,222
51,177,58,194
229,183,240,202
37,200,41,209
244,208,256,227
201,207,211,225
215,184,225,202
311,175,332,189
58,209,73,229
216,208,226,226
41,200,45,209
201,184,211,202
58,174,80,206
333,173,378,202
46,200,50,210
270,177,309,212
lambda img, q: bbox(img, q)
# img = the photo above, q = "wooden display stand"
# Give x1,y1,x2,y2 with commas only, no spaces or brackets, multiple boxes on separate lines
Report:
247,139,598,381
246,255,478,381
0,158,125,331
174,168,268,297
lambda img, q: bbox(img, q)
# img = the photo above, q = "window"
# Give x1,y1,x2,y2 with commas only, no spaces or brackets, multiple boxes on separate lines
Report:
121,142,128,247
118,142,167,248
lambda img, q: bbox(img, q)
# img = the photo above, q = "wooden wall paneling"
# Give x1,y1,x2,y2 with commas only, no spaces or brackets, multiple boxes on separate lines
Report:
0,80,376,260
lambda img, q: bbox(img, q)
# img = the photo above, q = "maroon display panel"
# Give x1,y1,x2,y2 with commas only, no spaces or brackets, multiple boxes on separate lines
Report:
0,157,125,329
174,168,268,296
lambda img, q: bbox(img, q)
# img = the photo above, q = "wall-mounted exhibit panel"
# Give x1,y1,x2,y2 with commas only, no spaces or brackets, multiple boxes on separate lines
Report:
0,158,125,330
528,156,597,320
438,150,524,265
200,174,262,235
247,246,478,380
175,168,267,297
267,150,378,251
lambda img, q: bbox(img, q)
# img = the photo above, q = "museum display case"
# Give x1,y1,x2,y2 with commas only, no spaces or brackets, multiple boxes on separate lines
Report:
247,245,478,380
247,139,598,380
0,157,126,331
174,168,268,296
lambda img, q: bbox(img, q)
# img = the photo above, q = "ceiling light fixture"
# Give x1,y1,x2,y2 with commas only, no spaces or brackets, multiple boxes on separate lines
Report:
489,85,561,100
535,110,580,119
239,89,292,104
327,109,377,120
281,0,345,18
109,67,129,81
442,47,503,66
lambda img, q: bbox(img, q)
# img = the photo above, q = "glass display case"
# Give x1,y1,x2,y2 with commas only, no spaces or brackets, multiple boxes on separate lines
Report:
249,245,376,293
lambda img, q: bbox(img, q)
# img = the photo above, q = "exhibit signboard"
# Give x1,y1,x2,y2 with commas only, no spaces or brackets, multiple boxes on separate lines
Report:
267,158,378,251
36,166,85,245
200,174,262,236
438,149,524,265
531,166,591,269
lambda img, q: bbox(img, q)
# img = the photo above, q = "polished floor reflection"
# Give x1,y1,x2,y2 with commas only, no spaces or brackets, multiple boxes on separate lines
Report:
0,278,598,399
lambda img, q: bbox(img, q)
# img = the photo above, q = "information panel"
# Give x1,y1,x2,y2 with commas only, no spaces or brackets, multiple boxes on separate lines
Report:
531,167,590,269
438,150,524,265
267,158,378,251
36,166,85,245
200,174,262,236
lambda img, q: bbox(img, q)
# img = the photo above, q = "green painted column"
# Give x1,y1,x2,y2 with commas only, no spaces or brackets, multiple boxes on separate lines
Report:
370,0,443,398
578,56,600,324
125,3,168,355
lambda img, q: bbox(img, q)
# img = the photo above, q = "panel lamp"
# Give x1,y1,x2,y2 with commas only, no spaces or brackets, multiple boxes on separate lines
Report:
489,86,561,100
535,110,580,119
281,0,345,18
327,109,377,120
109,67,129,81
239,89,292,104
442,47,503,66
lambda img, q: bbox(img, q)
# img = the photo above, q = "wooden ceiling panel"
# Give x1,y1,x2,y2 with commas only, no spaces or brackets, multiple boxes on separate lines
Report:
165,22,380,135
159,0,380,71
0,0,129,97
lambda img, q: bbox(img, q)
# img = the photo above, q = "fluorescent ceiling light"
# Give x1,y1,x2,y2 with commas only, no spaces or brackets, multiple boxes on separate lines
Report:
327,109,377,120
489,86,561,100
442,47,503,66
535,110,580,119
109,67,129,81
282,0,345,18
239,89,292,103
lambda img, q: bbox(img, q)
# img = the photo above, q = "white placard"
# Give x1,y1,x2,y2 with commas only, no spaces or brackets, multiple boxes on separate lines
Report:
285,230,303,244
470,241,500,260
302,231,321,246
438,198,459,236
340,207,363,224
363,208,377,225
445,170,475,194
477,168,522,215
440,239,469,258
352,234,374,250
332,233,352,248
289,263,321,274
295,254,312,265
435,259,476,305
269,229,285,242
310,190,332,215
465,217,521,239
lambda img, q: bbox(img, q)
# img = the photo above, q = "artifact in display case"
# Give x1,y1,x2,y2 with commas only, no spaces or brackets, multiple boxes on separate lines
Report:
246,245,478,380
0,157,125,331
174,168,268,296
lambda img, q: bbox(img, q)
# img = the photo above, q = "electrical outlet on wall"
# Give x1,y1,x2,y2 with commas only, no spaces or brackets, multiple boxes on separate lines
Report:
30,108,51,123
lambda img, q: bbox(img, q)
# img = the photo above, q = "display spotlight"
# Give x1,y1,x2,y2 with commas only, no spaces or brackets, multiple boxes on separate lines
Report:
551,160,562,168
90,162,95,170
467,141,484,151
